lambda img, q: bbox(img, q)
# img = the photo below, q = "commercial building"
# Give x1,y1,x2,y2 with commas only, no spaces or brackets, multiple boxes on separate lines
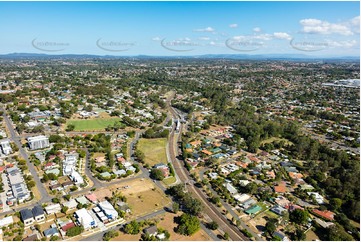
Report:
27,136,50,150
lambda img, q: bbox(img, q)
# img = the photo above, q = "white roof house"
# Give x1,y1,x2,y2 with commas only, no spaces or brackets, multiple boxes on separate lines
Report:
233,193,251,203
63,199,78,210
45,204,62,215
98,200,118,220
307,192,325,204
74,208,97,230
223,183,238,195
70,170,84,185
0,216,13,227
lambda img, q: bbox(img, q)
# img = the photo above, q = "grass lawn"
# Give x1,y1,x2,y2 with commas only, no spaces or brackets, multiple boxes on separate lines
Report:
137,138,167,166
260,137,293,146
163,176,176,186
66,117,122,131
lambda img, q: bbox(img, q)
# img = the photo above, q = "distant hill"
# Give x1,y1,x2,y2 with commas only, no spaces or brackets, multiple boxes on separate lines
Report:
0,52,359,61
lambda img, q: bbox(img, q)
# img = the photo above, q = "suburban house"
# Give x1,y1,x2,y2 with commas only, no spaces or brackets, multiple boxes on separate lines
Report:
27,135,50,150
32,205,45,222
20,209,34,226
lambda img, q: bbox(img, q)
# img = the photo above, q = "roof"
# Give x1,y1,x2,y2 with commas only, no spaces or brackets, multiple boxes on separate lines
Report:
63,199,78,208
0,216,13,227
274,184,287,193
76,196,89,205
23,234,38,241
43,228,59,237
61,222,75,232
143,225,157,235
86,193,98,202
245,205,262,215
20,209,33,221
98,200,118,219
312,209,335,221
32,205,44,217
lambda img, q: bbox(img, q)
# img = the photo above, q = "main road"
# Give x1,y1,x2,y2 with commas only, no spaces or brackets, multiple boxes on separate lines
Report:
166,101,253,241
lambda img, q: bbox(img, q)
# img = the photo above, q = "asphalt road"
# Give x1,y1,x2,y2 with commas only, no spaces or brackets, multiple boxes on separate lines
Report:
1,107,52,204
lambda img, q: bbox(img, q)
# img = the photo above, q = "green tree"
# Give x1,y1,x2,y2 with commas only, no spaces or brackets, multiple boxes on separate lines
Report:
176,213,200,236
289,209,309,224
150,168,165,180
124,220,140,235
265,219,277,236
172,202,180,214
207,221,218,230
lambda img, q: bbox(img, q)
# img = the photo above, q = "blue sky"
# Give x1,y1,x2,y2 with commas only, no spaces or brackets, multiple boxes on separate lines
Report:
0,1,359,56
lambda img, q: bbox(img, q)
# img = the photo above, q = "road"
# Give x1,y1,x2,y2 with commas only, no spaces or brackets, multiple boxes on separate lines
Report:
199,169,262,240
0,106,52,204
166,101,250,241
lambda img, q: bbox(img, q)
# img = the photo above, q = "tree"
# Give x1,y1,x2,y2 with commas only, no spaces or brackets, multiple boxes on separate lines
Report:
265,219,277,236
176,213,200,236
124,220,140,235
223,232,230,240
172,202,179,214
103,230,119,241
61,206,69,214
50,235,60,241
330,198,343,210
207,221,218,230
289,209,309,225
66,124,75,132
150,168,165,180
326,224,353,241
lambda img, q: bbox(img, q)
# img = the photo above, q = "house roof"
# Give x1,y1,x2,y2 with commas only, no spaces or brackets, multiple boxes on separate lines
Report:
312,209,335,221
23,234,38,241
32,205,44,217
20,209,33,221
143,225,157,235
61,222,75,232
43,228,59,237
86,193,98,202
274,183,287,193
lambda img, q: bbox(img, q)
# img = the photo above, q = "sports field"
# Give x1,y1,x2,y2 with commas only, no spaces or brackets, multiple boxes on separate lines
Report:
137,138,167,166
66,118,122,131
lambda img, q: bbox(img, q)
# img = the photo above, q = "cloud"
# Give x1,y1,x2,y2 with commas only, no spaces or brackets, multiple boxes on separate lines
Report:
229,23,238,28
152,37,161,41
231,32,291,42
349,16,360,34
327,39,358,48
194,27,215,32
253,27,261,32
300,18,354,35
198,37,210,41
273,32,292,40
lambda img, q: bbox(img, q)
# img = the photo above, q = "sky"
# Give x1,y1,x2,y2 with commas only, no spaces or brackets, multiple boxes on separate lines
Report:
0,1,359,57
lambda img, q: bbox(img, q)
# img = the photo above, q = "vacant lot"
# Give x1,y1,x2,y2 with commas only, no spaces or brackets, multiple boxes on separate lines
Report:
137,138,167,166
66,117,122,131
122,178,171,217
156,212,211,241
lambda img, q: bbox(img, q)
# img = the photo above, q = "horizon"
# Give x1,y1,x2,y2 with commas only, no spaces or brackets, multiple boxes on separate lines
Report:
0,1,359,57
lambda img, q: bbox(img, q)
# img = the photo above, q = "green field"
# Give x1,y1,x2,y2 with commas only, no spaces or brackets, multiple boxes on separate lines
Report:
163,176,176,186
137,138,167,166
66,118,122,131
